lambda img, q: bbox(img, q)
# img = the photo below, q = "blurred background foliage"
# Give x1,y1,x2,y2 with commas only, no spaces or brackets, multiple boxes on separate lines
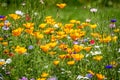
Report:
0,0,120,8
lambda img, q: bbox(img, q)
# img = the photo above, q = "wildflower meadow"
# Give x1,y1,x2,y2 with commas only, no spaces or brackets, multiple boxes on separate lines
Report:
0,0,120,80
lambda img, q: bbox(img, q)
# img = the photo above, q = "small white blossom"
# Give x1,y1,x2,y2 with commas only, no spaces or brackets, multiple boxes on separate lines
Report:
54,24,59,28
118,68,120,73
86,19,91,23
40,0,44,4
34,12,38,16
77,75,89,80
6,58,12,64
15,10,24,16
94,45,100,49
67,36,71,39
21,2,26,6
90,8,97,13
90,51,101,55
44,65,48,68
118,48,120,53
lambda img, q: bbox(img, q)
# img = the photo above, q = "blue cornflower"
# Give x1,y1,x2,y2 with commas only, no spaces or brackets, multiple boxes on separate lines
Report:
86,73,93,78
28,45,34,50
105,65,113,69
84,38,88,42
0,16,5,18
111,19,116,22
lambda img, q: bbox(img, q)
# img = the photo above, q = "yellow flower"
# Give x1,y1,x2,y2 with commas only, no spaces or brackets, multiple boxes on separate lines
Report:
36,34,44,39
25,29,33,35
41,72,49,78
110,61,118,67
53,60,60,65
56,3,66,9
84,46,92,52
23,22,34,29
70,20,76,24
57,31,65,36
3,49,9,54
2,42,8,46
73,45,83,52
15,46,27,54
66,48,73,54
70,33,80,40
39,23,47,28
70,30,85,40
93,56,103,61
67,60,75,65
88,70,95,75
9,14,20,20
48,42,57,48
65,23,74,29
40,45,50,52
59,54,66,59
90,24,97,29
48,51,56,55
44,16,56,25
113,28,119,32
0,61,5,66
96,74,105,80
12,28,23,36
0,22,4,27
37,78,46,80
112,36,118,42
59,43,68,50
44,28,54,34
91,33,101,38
0,37,3,41
99,36,112,43
81,22,90,27
76,21,80,24
33,32,44,39
51,35,57,42
103,36,111,43
71,54,84,61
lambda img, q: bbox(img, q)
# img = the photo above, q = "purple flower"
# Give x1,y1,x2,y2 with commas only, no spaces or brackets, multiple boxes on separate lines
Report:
109,23,116,28
2,26,9,30
28,45,34,50
47,76,58,80
111,19,116,22
73,51,76,54
105,65,113,69
86,73,93,78
20,77,28,80
0,16,5,18
73,41,79,44
6,71,10,75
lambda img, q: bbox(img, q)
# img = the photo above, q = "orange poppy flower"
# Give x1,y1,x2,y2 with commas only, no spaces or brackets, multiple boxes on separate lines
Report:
56,3,66,9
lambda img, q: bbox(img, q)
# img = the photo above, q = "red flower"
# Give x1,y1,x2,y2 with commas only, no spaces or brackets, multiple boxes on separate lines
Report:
25,14,31,21
8,53,14,57
90,40,95,45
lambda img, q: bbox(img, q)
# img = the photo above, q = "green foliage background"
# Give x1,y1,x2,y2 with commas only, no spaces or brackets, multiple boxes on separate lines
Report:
0,0,120,7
